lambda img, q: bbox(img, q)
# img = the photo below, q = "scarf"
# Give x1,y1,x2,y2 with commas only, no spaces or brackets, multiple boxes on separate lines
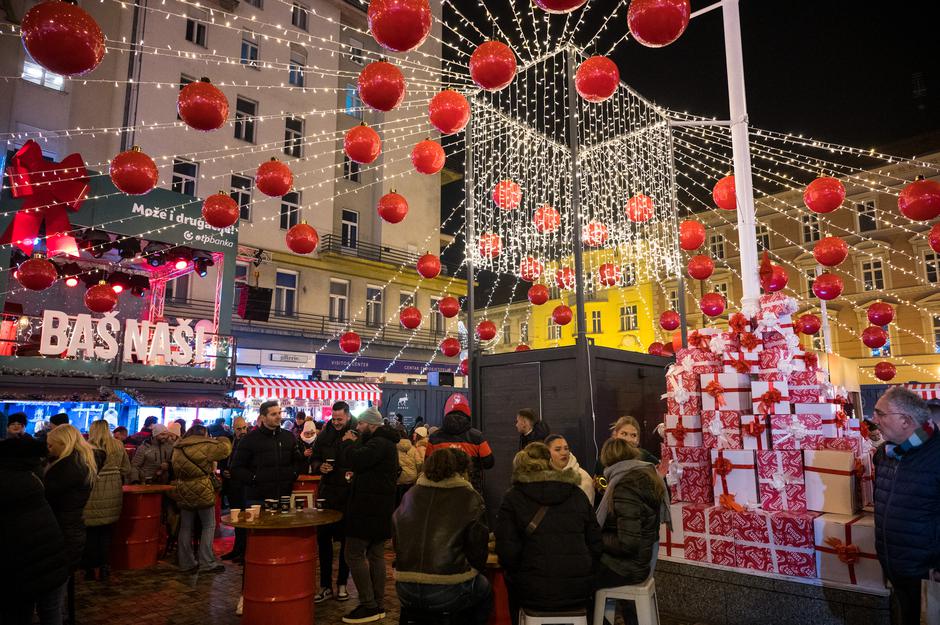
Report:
885,421,936,460
596,459,672,531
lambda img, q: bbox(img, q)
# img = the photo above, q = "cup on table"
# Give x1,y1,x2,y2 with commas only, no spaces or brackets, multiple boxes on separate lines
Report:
229,508,241,522
315,498,326,510
279,495,291,514
264,499,278,512
247,505,261,521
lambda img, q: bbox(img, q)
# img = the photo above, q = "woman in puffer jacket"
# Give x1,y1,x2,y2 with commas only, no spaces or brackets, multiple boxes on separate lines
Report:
82,420,131,582
545,434,594,505
396,436,423,506
171,424,232,573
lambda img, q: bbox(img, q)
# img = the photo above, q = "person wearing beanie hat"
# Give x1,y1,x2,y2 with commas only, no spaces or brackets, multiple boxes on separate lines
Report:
297,421,318,475
6,412,30,438
130,423,175,484
426,403,494,494
412,426,429,464
166,421,182,439
49,413,70,427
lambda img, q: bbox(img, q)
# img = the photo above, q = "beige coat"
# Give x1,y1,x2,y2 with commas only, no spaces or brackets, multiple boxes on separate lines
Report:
397,438,423,485
171,436,232,510
83,446,131,526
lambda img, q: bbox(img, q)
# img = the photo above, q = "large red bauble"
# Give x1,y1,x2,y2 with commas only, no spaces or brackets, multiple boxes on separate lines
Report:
416,253,441,279
367,0,432,52
660,310,680,331
438,296,460,318
555,267,576,291
527,284,549,305
687,254,714,280
597,263,622,287
178,79,229,132
16,257,57,291
459,358,469,376
533,204,561,233
411,140,445,174
626,194,654,222
796,314,821,336
671,330,683,352
812,272,844,301
533,0,586,13
21,1,105,76
285,222,319,254
647,342,665,356
874,361,896,381
552,305,573,326
429,90,470,135
898,177,940,222
712,174,736,210
476,320,497,341
493,180,522,210
761,264,789,293
400,306,422,329
110,147,158,195
862,326,888,349
867,302,895,326
700,292,725,317
344,124,382,164
357,61,405,112
813,236,849,267
515,344,531,352
477,232,502,258
575,56,619,103
85,281,118,313
378,192,409,223
440,337,461,358
255,159,293,197
582,221,609,247
202,192,239,229
627,0,691,47
339,331,361,354
930,223,940,254
520,257,544,282
804,176,846,214
469,41,517,91
679,219,706,251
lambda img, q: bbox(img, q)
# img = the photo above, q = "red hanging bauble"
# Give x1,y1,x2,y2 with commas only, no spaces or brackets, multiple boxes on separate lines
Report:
400,306,422,329
712,174,736,210
700,292,725,317
440,337,461,358
552,305,573,326
533,0,586,14
378,191,409,223
626,194,654,222
812,272,844,301
429,90,470,135
21,0,105,76
533,204,561,233
796,314,821,336
411,139,445,174
574,56,619,103
416,253,441,279
285,222,320,254
867,302,895,326
438,296,460,318
110,146,158,195
476,320,497,341
581,221,609,247
627,0,691,48
339,331,361,354
804,176,846,214
202,192,239,229
862,326,888,349
813,236,849,267
469,41,517,91
367,0,432,52
660,310,680,331
898,176,940,222
930,223,940,254
671,330,683,353
459,358,469,376
679,219,706,251
357,61,406,112
178,78,229,132
761,264,789,293
520,257,544,282
555,267,576,291
527,284,549,306
255,158,294,197
344,124,382,164
85,280,118,313
874,361,896,381
477,232,502,258
687,254,714,280
647,342,665,356
492,180,522,210
16,256,57,291
597,263,622,287
515,344,531,352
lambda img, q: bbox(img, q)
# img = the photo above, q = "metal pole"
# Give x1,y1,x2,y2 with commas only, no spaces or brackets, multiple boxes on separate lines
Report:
666,126,688,349
464,113,476,399
565,48,588,343
721,0,761,312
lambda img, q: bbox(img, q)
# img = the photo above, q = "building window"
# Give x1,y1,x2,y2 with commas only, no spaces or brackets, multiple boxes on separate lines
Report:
590,310,602,334
430,298,444,334
274,270,298,316
934,316,940,354
291,2,309,30
861,258,885,291
284,116,304,158
713,282,729,302
288,49,306,87
341,210,359,249
240,33,260,68
620,305,638,332
177,75,195,120
234,97,257,143
756,223,770,251
804,268,817,297
622,264,637,287
185,17,207,47
22,57,65,91
279,191,300,230
345,84,363,119
811,333,825,352
343,156,361,183
520,322,529,343
668,289,679,313
171,159,198,196
165,274,190,304
857,200,877,232
709,233,725,260
366,286,383,327
870,325,891,357
802,213,820,243
348,38,364,64
547,317,561,340
924,251,940,284
329,279,349,321
230,174,252,222
503,323,511,345
399,292,414,309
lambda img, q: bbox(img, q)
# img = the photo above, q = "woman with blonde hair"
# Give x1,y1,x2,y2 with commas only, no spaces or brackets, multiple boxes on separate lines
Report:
595,416,659,495
82,420,131,582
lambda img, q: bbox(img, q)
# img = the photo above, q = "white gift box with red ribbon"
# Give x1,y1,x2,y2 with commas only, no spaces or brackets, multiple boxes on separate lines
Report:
814,513,884,590
658,502,688,559
770,413,824,450
710,449,759,509
721,349,759,375
751,380,791,415
664,414,704,448
700,372,752,412
804,449,859,515
792,403,845,437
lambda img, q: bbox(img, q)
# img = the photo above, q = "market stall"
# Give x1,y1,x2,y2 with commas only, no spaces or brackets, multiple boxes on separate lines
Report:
236,377,381,422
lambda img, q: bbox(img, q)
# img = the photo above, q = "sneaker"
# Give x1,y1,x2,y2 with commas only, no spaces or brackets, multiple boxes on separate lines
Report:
314,587,333,603
336,585,349,601
342,605,384,623
235,596,243,616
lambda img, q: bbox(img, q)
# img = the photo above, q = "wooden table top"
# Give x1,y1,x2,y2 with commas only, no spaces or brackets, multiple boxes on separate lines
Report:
223,509,342,529
122,484,174,494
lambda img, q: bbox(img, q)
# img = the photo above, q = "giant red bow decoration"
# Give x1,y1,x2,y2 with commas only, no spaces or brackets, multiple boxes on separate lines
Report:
824,537,861,565
742,420,766,438
758,388,783,414
729,312,749,334
713,456,733,477
669,422,689,445
703,380,727,408
3,140,87,256
740,332,760,350
728,356,751,374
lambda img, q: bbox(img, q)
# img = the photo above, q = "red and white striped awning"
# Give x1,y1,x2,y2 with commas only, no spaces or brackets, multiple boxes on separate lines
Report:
237,378,381,403
904,383,940,401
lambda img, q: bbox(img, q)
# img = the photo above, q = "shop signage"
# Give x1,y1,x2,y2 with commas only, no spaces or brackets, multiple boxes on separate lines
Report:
131,203,236,249
268,352,313,365
316,353,458,375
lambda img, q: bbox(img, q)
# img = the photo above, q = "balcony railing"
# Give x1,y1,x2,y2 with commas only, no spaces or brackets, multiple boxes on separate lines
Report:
318,234,465,278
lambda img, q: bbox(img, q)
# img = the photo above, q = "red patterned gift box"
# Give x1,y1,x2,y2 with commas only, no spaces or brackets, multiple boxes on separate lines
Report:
804,449,859,515
770,413,824,450
706,331,741,355
756,450,807,512
738,331,764,357
658,502,688,559
664,414,703,448
700,372,752,411
814,513,884,590
751,380,791,415
674,347,723,375
741,414,771,451
702,410,743,449
662,445,714,504
793,403,844,437
760,329,800,352
733,508,818,577
758,293,799,318
683,503,736,566
663,390,702,416
710,449,759,509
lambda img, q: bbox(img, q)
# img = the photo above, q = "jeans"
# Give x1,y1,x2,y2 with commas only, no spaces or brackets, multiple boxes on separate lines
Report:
889,575,923,625
397,574,492,625
178,506,218,570
35,579,67,625
345,536,386,609
82,524,114,569
317,520,350,587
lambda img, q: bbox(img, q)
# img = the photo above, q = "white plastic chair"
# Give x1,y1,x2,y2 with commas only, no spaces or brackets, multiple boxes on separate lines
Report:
519,607,589,625
591,576,660,625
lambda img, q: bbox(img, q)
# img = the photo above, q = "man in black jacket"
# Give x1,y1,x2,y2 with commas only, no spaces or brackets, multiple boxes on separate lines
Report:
339,408,400,624
515,408,550,451
220,416,249,562
230,401,301,504
426,404,494,493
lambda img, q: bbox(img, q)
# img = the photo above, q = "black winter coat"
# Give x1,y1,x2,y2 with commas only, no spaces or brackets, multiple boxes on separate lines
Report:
598,464,662,583
310,418,357,511
495,468,602,611
44,451,93,570
873,434,940,579
340,425,400,541
426,412,494,492
518,420,551,451
230,426,302,502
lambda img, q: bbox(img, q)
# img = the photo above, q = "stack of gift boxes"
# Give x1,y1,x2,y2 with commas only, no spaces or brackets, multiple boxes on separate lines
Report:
658,293,883,590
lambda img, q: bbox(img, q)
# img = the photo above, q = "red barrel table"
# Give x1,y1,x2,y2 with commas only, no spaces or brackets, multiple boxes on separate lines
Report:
293,474,321,497
111,484,173,570
225,509,342,625
486,553,512,625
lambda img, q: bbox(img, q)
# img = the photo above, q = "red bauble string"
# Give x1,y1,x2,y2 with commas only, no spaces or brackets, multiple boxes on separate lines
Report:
110,147,158,195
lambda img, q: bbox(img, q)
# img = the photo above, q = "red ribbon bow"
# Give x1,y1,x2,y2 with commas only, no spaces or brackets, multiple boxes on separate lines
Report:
703,380,727,408
758,388,783,414
853,458,865,479
713,456,733,477
3,140,87,257
729,313,749,334
804,352,819,370
859,421,871,439
742,420,766,438
718,493,744,512
824,537,861,565
728,356,751,374
688,331,709,349
835,410,848,431
740,332,760,350
669,422,689,445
